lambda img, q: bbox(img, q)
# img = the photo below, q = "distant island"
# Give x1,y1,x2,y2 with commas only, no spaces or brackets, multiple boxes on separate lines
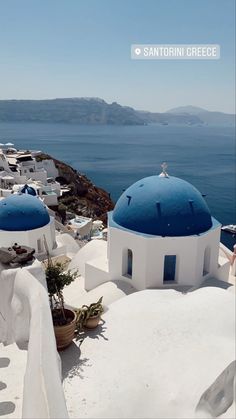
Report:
0,98,234,126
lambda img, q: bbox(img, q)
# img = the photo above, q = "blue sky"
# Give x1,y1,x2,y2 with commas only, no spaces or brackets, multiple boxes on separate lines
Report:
0,0,235,112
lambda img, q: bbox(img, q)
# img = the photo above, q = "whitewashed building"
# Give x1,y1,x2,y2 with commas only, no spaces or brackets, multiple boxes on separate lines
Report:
80,171,223,291
0,194,56,255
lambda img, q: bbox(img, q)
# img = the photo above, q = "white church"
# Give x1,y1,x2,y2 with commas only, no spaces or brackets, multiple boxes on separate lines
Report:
0,193,56,255
78,167,223,292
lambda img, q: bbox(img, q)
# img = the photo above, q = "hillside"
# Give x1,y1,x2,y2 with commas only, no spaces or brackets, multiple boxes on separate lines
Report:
167,105,235,125
0,98,144,125
36,152,114,224
0,98,234,126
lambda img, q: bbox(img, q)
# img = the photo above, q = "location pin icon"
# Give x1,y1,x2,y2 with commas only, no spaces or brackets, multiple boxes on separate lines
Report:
135,48,141,56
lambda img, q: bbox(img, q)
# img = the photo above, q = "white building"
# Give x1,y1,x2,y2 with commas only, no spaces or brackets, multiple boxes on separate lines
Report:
15,154,48,184
0,193,56,255
0,148,61,205
13,182,60,206
79,172,225,291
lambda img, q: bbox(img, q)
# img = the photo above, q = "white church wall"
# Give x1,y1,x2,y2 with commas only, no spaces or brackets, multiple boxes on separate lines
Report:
145,235,199,288
196,224,222,284
0,217,55,255
108,223,223,290
108,227,148,291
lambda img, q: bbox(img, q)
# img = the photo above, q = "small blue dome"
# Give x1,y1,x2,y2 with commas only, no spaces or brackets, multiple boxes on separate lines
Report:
0,194,50,231
112,175,212,236
21,184,37,196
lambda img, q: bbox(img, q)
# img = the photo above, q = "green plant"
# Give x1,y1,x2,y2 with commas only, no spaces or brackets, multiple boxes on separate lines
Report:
45,259,78,323
76,297,103,330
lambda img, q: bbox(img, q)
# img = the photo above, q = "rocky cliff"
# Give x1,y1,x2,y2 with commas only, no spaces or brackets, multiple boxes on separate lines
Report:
36,153,114,224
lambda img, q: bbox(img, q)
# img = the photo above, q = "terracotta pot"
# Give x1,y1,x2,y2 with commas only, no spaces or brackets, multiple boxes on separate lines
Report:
53,309,76,350
85,315,101,329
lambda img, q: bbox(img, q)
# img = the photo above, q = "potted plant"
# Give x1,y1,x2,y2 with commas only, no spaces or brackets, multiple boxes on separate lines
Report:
45,258,78,350
76,297,103,330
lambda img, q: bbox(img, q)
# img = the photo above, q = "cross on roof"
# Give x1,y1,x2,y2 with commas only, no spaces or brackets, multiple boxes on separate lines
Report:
159,162,169,178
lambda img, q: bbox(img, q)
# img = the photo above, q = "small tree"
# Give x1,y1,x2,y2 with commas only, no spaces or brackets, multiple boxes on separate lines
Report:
45,258,78,323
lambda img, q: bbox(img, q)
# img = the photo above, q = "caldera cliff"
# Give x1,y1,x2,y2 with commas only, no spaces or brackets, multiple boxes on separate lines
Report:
36,153,114,224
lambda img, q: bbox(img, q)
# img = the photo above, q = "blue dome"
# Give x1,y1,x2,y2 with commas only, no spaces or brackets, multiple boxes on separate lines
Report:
112,175,212,236
0,194,50,231
21,184,37,196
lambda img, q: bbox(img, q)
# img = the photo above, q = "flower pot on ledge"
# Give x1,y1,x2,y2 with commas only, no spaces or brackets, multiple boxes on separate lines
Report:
84,314,101,329
76,297,103,331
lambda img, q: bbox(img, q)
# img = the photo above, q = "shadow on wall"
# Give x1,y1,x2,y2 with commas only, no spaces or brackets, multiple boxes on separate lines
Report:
0,402,16,416
0,382,7,391
0,357,10,368
195,360,236,418
0,357,16,417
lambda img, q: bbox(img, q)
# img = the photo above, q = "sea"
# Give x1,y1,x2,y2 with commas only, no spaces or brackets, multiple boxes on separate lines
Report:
0,122,235,250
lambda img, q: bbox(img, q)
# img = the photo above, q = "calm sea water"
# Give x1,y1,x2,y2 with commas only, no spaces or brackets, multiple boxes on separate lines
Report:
0,122,235,250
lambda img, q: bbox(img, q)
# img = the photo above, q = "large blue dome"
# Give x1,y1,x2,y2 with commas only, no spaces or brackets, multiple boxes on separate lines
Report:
0,194,50,231
112,175,212,236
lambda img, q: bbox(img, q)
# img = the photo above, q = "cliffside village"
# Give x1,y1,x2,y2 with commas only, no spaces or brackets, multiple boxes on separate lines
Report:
0,145,105,256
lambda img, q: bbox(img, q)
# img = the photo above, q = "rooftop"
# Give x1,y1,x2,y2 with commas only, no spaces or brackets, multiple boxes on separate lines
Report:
0,194,50,231
112,175,212,236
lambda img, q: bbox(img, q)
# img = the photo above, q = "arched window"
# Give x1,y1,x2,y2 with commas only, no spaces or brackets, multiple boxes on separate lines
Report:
203,247,211,276
123,249,133,278
163,255,176,283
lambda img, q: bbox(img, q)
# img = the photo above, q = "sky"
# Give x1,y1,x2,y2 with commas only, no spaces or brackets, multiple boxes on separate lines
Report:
0,0,235,113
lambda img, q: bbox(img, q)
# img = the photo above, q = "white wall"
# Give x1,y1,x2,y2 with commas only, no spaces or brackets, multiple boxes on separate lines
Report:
85,257,110,290
0,265,69,419
40,160,59,179
42,193,58,206
0,189,12,197
0,217,56,256
70,219,224,292
69,240,108,278
108,222,222,290
14,174,28,184
0,153,11,171
108,227,147,290
28,170,47,184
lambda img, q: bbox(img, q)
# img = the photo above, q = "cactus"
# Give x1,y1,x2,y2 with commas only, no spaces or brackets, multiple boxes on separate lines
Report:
76,297,103,330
